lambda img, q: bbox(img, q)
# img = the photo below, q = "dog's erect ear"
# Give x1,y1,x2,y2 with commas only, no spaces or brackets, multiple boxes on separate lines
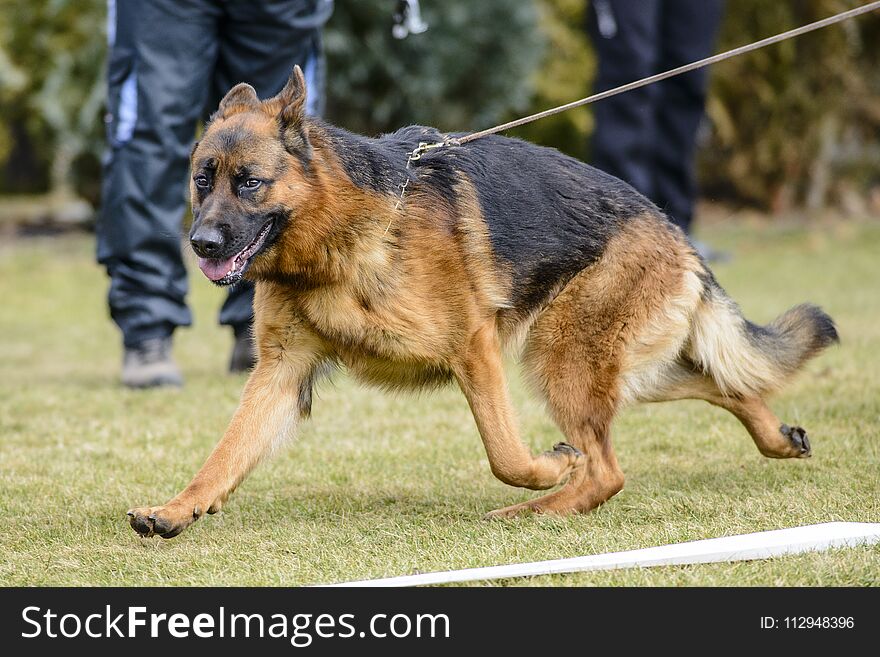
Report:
272,65,310,159
275,65,308,129
215,83,260,119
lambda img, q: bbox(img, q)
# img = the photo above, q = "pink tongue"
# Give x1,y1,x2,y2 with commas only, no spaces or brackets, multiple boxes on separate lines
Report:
198,256,235,281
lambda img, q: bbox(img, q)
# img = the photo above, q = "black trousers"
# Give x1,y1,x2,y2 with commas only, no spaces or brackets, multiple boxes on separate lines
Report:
97,0,332,347
588,0,724,233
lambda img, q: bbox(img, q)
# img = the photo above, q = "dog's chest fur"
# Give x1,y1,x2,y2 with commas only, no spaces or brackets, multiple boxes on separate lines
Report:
297,281,456,389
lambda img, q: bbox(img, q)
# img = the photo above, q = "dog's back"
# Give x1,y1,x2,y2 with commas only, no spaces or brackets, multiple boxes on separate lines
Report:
347,126,658,314
327,123,838,406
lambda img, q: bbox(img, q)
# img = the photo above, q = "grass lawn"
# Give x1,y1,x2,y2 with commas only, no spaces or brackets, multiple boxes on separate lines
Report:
1,218,879,586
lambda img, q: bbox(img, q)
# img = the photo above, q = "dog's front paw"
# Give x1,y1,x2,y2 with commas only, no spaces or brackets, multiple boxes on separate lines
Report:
127,501,203,539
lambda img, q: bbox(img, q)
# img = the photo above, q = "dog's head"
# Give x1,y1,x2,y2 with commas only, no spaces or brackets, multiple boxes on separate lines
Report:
189,65,313,285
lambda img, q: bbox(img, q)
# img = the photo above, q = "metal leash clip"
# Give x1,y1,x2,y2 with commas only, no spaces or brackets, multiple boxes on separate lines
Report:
407,140,445,163
390,139,453,219
392,0,429,40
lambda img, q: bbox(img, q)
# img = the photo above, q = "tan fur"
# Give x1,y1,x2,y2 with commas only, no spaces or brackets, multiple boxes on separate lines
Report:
127,70,831,538
688,295,780,397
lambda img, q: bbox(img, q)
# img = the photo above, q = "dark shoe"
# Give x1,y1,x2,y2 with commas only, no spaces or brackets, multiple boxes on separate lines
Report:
229,327,256,373
122,337,183,389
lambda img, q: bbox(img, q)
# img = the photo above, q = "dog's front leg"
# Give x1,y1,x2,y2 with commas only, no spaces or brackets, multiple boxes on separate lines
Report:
127,340,325,539
455,320,584,491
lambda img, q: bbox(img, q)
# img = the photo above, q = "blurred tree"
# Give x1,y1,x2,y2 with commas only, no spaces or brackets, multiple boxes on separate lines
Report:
0,0,543,209
1,0,880,216
324,0,543,135
0,0,104,215
508,0,594,160
509,0,880,213
701,0,880,212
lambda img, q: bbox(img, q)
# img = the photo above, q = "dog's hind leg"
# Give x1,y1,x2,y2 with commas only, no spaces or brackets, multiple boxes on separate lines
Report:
640,362,812,458
720,395,812,458
454,319,585,491
651,274,837,458
484,404,624,518
486,280,625,518
485,216,699,517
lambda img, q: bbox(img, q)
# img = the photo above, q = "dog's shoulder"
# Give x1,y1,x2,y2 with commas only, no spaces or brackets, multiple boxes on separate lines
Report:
316,122,446,195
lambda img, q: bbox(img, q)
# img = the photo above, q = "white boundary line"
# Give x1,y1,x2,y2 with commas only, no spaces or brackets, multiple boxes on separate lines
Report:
324,522,880,587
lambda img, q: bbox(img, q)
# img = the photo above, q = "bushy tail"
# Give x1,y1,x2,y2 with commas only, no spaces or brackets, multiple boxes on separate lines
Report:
688,288,839,397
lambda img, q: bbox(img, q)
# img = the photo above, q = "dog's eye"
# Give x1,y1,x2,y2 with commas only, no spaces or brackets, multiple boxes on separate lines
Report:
194,175,210,189
242,179,262,190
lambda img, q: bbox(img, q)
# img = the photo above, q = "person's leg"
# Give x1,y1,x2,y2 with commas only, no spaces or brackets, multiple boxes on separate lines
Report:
212,0,330,371
652,0,725,233
588,0,661,199
97,0,221,384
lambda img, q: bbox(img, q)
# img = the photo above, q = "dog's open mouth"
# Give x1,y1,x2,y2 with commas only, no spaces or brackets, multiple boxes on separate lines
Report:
197,221,273,285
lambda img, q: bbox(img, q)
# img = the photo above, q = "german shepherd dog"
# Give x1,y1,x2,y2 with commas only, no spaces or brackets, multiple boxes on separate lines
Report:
128,67,838,539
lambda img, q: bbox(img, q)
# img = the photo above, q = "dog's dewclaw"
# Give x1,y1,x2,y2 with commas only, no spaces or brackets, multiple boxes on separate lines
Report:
552,442,583,458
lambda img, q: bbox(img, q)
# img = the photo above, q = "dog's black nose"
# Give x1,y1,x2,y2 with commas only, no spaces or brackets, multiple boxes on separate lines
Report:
190,226,224,258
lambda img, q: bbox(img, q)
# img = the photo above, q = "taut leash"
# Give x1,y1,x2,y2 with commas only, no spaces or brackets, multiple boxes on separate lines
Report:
458,1,880,145
392,0,880,213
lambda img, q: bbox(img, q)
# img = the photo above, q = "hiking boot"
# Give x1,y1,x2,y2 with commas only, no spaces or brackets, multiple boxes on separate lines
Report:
229,327,257,373
122,337,183,389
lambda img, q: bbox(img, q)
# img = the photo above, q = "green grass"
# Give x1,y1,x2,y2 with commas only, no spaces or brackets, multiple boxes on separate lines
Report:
1,220,879,586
